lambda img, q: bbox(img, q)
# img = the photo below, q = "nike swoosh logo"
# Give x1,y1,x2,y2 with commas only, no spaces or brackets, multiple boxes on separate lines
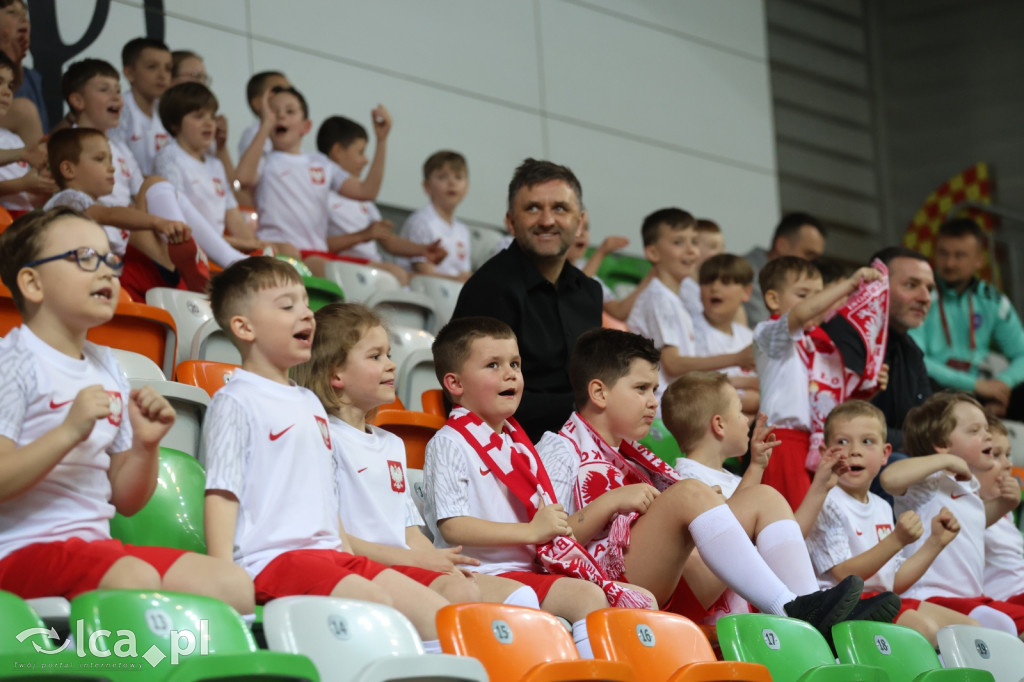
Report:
357,467,368,474
479,468,491,476
951,493,968,499
855,530,863,536
269,425,295,441
49,398,73,409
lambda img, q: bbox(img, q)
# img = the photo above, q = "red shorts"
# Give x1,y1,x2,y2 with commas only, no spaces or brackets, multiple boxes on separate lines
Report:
863,591,919,622
497,571,564,603
253,550,388,604
0,538,185,600
390,564,447,588
120,244,187,302
926,595,1024,634
661,575,711,620
761,428,812,509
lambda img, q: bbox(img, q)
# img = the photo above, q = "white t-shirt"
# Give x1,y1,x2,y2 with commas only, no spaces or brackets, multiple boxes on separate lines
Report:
399,204,470,276
894,472,985,599
673,458,741,498
983,514,1024,601
100,132,144,210
680,278,703,318
255,151,349,252
693,315,755,379
753,314,810,430
113,89,170,175
203,369,343,578
330,417,421,549
237,120,271,174
0,326,132,560
626,277,696,415
154,141,238,231
327,195,383,261
44,188,129,257
423,424,538,574
807,487,902,593
0,128,33,211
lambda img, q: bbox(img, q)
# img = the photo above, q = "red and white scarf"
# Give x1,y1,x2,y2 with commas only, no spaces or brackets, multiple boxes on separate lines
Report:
556,412,680,579
445,407,653,609
798,260,890,470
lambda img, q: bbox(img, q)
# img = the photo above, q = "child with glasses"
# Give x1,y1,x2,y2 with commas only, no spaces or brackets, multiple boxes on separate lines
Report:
0,207,254,611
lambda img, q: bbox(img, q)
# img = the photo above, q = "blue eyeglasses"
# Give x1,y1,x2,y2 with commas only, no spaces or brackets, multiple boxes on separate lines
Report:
23,247,124,273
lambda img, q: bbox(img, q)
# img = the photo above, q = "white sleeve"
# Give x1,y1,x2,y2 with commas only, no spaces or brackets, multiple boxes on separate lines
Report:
806,495,853,579
753,315,800,360
124,147,144,196
403,491,424,528
0,339,33,442
153,150,186,192
637,293,693,354
203,394,253,497
175,190,247,267
45,189,94,212
894,475,940,518
328,159,350,192
423,433,471,523
400,212,434,246
536,433,579,514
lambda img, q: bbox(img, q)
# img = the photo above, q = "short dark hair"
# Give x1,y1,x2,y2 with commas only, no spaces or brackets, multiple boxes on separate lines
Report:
423,150,467,181
432,317,517,402
937,218,987,248
507,158,582,214
159,82,218,135
698,253,753,286
903,391,984,458
758,256,821,298
870,246,929,267
696,218,721,234
641,208,695,247
271,85,308,120
209,257,304,344
812,257,847,286
246,71,286,104
47,127,108,190
569,328,660,410
317,116,368,155
61,59,119,106
823,400,887,444
772,212,825,248
0,207,97,313
121,37,171,68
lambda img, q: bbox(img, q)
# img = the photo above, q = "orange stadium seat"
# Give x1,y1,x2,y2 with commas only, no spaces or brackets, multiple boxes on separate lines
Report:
420,389,445,418
0,206,13,234
175,359,240,398
369,403,445,470
0,282,19,336
87,298,177,376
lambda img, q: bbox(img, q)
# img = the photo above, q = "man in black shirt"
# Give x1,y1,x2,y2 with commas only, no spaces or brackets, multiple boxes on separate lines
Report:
451,159,602,442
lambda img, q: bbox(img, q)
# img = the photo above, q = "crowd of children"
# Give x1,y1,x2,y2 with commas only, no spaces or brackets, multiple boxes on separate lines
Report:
1,19,1023,663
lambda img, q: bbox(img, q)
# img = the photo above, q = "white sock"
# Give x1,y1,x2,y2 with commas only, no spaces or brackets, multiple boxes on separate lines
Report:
422,638,442,654
688,504,796,616
755,519,819,595
969,606,1017,635
571,619,592,659
144,181,187,223
503,586,540,609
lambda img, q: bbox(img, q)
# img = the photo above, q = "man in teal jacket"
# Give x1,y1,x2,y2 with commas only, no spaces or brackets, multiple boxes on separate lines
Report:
910,218,1024,419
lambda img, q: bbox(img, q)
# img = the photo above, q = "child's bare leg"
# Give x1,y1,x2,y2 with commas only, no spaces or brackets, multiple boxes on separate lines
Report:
901,602,980,647
373,260,411,286
679,550,727,609
539,578,610,659
303,256,328,278
372,569,448,640
330,573,392,605
726,484,796,535
476,574,538,606
427,572,481,603
128,231,175,271
895,610,939,646
162,554,255,615
98,556,161,591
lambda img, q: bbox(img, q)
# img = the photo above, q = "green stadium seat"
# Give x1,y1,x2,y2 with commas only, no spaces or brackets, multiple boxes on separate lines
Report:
833,621,994,681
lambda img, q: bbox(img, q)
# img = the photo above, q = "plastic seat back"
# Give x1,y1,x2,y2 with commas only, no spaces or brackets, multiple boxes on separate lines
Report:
587,608,772,682
718,614,889,681
834,621,993,681
409,274,462,332
322,261,402,303
110,348,166,380
937,625,1024,682
639,418,685,467
110,448,206,553
303,275,344,311
190,317,242,365
145,288,214,368
420,389,446,418
0,206,13,233
468,224,507,270
0,590,58,654
396,349,439,413
70,590,319,680
264,596,487,682
175,360,239,398
87,299,178,377
437,603,636,682
366,289,437,334
369,409,444,470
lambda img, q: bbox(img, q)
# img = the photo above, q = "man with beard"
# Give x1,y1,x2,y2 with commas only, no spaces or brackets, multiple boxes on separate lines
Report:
451,158,602,442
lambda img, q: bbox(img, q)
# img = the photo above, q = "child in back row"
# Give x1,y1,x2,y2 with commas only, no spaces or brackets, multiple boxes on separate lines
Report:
399,151,472,282
679,217,724,318
293,303,539,609
802,400,977,645
0,208,251,611
202,257,451,649
978,417,1024,602
881,392,1024,633
317,116,447,285
535,329,898,637
626,208,753,416
0,51,54,213
114,37,172,175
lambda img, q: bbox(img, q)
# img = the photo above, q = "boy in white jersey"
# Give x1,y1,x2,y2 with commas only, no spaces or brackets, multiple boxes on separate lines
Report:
316,115,447,286
0,51,54,212
626,208,753,416
536,329,898,641
156,81,299,266
113,37,172,175
803,400,978,645
678,217,724,319
236,71,290,176
0,208,252,611
399,151,472,282
424,317,656,658
694,254,759,421
294,303,540,610
236,86,391,277
753,256,885,508
978,417,1024,603
203,257,450,650
881,392,1024,633
61,59,209,298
